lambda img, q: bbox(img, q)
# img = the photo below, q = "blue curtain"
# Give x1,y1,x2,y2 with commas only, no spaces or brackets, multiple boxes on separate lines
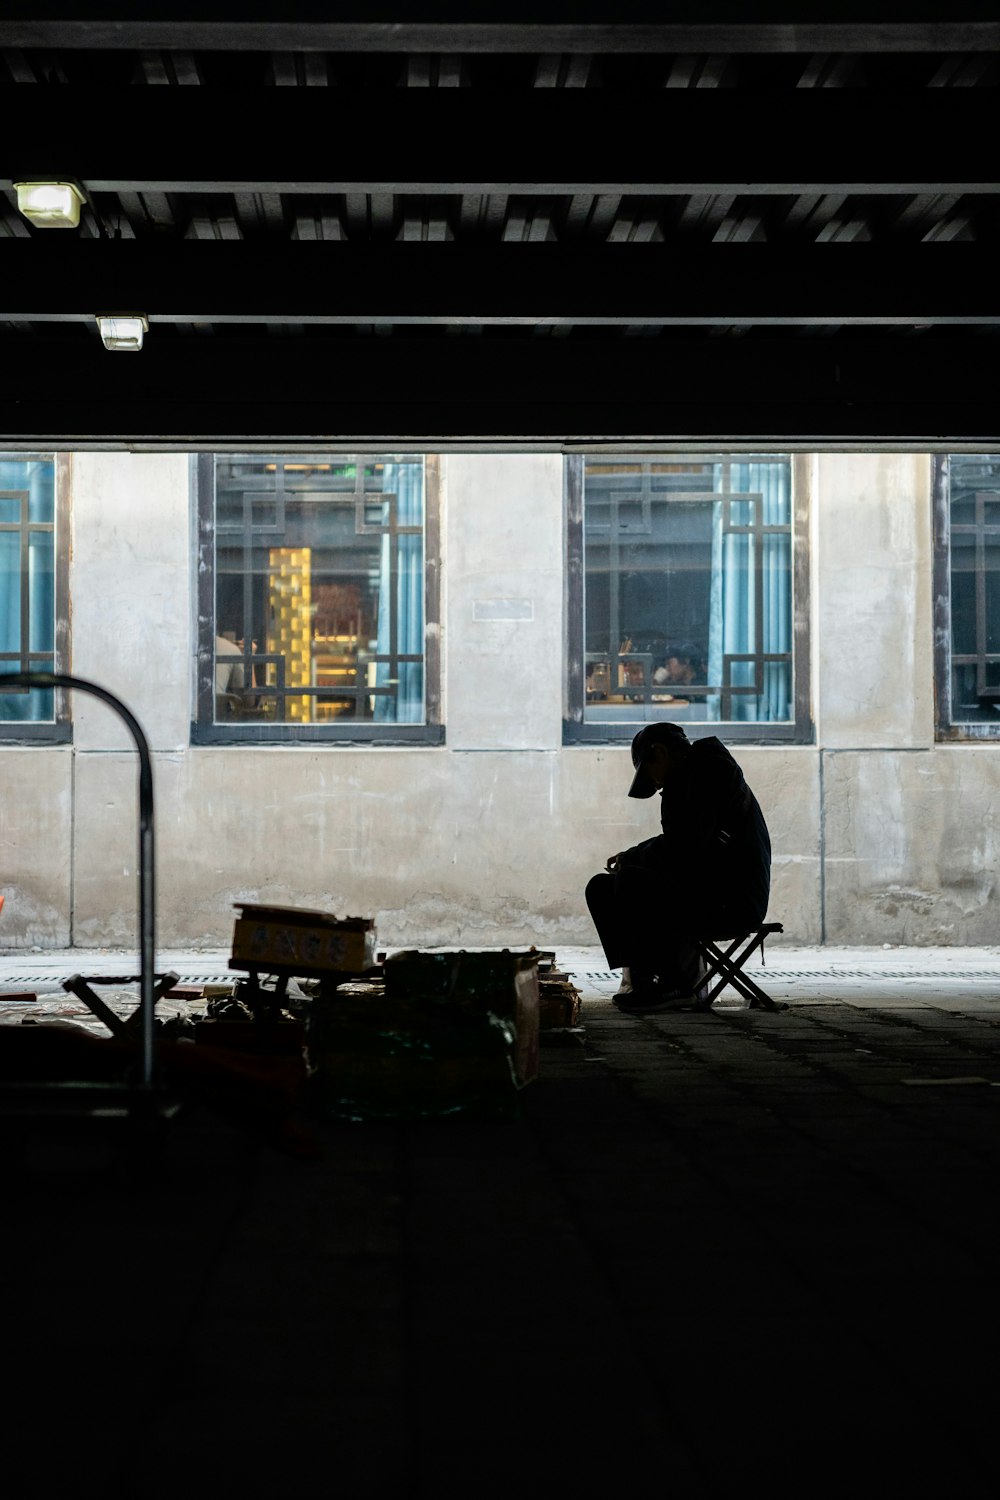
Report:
0,458,55,722
374,461,425,723
707,460,791,723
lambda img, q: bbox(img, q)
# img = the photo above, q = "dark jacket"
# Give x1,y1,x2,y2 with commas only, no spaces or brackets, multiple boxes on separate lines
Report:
621,736,771,925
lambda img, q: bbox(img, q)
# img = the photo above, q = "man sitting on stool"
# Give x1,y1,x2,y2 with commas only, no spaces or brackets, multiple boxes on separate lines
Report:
586,722,771,1014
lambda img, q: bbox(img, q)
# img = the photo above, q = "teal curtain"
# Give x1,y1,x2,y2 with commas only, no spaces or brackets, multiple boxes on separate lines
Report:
707,460,791,723
0,458,55,722
374,461,425,723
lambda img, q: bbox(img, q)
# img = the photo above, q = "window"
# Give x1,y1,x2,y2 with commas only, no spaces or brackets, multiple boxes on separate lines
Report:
0,454,70,742
194,453,442,743
565,454,811,743
934,454,1000,738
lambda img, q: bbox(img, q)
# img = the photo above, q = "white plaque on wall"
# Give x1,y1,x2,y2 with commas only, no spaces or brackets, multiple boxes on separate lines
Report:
472,599,534,622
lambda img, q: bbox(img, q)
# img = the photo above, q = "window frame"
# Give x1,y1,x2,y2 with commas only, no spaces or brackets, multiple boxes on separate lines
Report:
933,452,1000,742
563,452,813,746
191,451,443,745
0,451,71,745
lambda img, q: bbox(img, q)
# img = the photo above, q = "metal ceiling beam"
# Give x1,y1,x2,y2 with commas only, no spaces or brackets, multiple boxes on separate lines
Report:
1,243,997,326
1,334,997,444
1,7,999,53
5,91,999,197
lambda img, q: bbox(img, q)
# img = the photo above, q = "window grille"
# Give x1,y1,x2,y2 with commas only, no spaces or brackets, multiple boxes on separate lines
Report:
564,454,811,745
934,454,1000,737
193,453,441,744
0,455,70,741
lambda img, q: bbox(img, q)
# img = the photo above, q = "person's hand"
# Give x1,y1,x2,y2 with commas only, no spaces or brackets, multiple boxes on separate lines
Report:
605,852,621,872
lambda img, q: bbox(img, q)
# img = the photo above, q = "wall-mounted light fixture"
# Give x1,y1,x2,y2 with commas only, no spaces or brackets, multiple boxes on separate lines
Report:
96,314,149,352
13,181,86,228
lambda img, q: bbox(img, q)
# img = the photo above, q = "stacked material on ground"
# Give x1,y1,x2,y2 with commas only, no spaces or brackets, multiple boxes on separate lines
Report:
383,949,539,1087
533,951,585,1034
0,906,585,1131
196,904,378,1057
306,948,545,1122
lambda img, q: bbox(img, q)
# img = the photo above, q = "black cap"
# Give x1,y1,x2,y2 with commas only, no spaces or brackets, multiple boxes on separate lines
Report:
627,722,689,798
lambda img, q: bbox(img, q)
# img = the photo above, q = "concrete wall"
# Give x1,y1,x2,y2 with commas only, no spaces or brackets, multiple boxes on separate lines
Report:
0,748,73,947
1,448,995,950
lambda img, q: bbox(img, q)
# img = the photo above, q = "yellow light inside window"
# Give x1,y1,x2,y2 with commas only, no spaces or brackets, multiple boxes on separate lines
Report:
14,181,85,228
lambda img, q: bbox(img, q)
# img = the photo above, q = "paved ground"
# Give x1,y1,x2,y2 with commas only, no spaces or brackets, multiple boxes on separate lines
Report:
4,946,1000,1496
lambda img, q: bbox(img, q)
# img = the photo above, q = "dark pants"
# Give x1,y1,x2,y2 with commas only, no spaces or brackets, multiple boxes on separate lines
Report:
585,865,707,990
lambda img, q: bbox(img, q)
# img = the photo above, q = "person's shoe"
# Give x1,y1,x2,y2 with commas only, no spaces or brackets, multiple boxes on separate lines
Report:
614,978,696,1014
614,966,633,997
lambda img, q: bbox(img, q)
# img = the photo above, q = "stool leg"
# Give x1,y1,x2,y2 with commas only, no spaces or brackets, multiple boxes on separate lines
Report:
694,935,785,1012
693,937,744,1007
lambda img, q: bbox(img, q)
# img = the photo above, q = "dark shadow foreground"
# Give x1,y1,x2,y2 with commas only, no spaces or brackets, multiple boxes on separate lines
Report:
3,996,998,1498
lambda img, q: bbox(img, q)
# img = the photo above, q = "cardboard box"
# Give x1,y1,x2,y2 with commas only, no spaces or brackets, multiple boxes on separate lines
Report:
539,980,582,1031
382,949,539,1087
231,904,376,975
305,995,518,1121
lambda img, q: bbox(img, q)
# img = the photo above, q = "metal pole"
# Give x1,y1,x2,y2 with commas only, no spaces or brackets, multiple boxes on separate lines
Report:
1,672,157,1090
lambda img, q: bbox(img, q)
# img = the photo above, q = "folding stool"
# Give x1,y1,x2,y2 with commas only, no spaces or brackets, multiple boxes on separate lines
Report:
693,922,787,1012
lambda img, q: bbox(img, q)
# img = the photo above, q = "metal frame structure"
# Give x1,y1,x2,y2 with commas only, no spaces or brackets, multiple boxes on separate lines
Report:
3,20,1000,450
0,671,164,1122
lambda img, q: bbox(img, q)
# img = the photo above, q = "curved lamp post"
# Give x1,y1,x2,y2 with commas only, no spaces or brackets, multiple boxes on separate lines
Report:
3,672,157,1090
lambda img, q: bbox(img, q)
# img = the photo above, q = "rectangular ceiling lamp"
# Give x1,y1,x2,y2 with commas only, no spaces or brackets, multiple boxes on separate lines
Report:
96,315,149,352
14,181,86,228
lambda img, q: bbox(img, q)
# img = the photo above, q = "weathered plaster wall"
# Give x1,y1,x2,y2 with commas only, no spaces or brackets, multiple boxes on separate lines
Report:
810,452,975,943
71,452,191,753
824,747,1000,944
69,742,820,949
815,452,933,749
444,453,564,751
0,749,73,946
2,448,996,951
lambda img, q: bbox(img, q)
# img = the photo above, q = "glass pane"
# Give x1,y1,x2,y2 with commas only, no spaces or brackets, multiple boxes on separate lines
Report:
617,500,649,534
0,531,20,654
28,533,55,653
249,497,279,530
950,661,1000,724
950,533,977,657
0,458,53,525
26,462,54,526
213,456,425,726
986,541,1000,653
361,499,389,530
730,460,791,526
951,663,982,722
583,456,793,725
0,657,54,722
947,460,1000,731
0,459,57,726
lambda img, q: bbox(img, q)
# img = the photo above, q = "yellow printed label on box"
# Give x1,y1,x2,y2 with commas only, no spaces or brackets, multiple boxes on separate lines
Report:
232,918,373,973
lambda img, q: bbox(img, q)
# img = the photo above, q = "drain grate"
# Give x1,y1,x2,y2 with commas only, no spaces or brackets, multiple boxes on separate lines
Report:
5,966,1000,989
570,968,1000,984
0,972,233,988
